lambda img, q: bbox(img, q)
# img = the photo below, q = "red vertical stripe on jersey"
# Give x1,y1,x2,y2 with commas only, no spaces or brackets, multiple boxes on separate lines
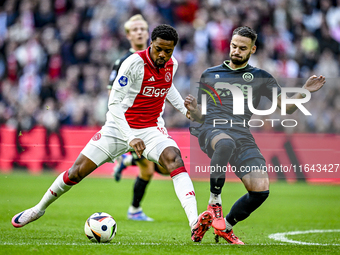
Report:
125,48,174,129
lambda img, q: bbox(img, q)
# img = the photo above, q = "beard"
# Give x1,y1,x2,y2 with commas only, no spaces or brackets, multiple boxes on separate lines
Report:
230,52,251,66
154,58,166,68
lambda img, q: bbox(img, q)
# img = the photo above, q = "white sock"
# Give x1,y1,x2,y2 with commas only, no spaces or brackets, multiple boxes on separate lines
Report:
128,206,142,214
35,171,74,211
225,219,233,232
123,154,133,166
209,192,222,205
171,172,198,228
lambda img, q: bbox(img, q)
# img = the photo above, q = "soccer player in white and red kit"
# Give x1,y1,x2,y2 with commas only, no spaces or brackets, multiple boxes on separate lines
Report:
11,24,213,242
108,14,169,222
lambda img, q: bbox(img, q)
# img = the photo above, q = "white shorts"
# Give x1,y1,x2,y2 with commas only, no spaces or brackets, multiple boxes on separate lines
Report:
81,125,179,167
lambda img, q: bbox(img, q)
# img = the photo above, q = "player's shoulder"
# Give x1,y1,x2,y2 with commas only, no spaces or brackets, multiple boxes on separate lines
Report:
117,53,145,79
247,64,274,79
121,52,144,67
170,55,178,66
201,64,225,77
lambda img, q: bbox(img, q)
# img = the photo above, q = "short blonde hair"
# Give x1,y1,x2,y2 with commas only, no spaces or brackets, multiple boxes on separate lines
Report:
124,14,148,34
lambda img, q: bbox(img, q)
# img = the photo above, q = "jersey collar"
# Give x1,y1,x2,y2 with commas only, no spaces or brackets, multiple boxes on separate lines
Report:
224,60,248,70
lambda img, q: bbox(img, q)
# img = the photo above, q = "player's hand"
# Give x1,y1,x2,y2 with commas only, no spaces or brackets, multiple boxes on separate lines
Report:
186,110,192,120
184,94,198,111
184,94,204,123
129,138,145,158
303,75,325,93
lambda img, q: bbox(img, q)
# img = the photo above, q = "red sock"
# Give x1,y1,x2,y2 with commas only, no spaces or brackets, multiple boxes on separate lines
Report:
170,166,187,178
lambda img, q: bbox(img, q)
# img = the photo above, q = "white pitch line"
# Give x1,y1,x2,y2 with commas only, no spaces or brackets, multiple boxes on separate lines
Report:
0,242,286,246
0,242,227,246
2,230,340,246
268,229,340,246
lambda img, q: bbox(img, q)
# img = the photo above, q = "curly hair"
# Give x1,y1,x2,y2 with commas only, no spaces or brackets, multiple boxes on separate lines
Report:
151,24,179,46
232,26,257,45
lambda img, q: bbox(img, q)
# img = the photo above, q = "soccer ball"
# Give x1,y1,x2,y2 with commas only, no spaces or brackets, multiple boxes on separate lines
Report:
84,212,117,243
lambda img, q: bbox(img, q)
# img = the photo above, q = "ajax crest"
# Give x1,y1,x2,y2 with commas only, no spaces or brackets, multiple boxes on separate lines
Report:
165,72,171,82
92,133,101,141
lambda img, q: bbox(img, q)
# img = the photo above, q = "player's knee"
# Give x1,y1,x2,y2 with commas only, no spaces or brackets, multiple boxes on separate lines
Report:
244,175,269,191
214,138,236,153
68,166,83,183
167,152,183,170
159,147,184,172
68,154,97,182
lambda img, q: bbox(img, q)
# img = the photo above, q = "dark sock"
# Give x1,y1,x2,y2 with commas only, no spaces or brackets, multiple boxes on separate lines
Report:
131,158,137,166
210,139,236,194
131,154,146,166
226,190,269,226
132,176,149,208
131,155,138,166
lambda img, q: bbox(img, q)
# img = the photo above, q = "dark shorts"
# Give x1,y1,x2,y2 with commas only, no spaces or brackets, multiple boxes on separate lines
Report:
198,128,266,178
235,157,266,179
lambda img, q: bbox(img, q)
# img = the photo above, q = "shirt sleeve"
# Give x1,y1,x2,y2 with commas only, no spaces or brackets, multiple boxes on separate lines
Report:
108,54,144,144
262,71,282,101
166,84,187,115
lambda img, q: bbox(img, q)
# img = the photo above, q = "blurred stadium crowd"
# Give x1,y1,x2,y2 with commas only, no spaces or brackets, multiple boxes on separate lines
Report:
0,0,339,134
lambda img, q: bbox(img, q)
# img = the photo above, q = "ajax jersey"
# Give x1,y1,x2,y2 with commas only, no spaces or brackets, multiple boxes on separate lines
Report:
106,47,186,143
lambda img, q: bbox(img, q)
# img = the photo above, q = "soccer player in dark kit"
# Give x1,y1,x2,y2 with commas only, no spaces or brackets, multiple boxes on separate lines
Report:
185,26,325,244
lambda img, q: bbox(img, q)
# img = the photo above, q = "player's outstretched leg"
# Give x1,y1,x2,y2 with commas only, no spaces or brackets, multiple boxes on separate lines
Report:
215,161,269,244
11,153,97,228
11,170,77,228
12,208,45,228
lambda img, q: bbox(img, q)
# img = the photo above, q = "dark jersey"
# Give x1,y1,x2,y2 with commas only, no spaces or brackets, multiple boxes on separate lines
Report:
197,60,281,135
107,48,136,89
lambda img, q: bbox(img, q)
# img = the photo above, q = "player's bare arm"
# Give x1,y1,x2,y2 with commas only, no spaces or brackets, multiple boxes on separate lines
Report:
184,94,205,123
277,75,325,114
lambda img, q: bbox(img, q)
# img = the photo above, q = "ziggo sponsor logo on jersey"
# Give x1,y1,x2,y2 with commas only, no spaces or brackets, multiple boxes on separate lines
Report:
142,86,170,97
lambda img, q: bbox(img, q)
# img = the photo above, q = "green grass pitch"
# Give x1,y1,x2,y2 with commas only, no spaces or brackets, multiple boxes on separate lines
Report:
1,172,339,254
